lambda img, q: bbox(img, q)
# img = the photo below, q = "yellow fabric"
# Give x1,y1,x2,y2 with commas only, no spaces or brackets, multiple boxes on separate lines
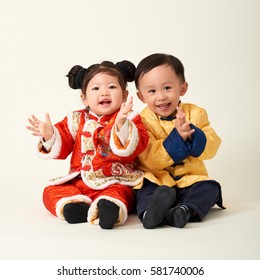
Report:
135,103,221,189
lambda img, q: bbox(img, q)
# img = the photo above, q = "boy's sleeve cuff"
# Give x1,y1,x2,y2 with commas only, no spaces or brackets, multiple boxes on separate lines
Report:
185,124,206,157
163,128,190,163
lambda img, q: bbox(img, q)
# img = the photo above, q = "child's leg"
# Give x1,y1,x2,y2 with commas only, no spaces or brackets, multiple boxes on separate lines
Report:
43,179,91,223
97,199,120,229
135,180,158,219
63,202,90,224
166,180,223,228
136,180,176,229
88,184,135,229
142,186,176,229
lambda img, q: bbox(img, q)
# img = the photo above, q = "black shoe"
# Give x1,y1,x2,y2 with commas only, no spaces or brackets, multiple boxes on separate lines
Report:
63,202,89,224
97,199,119,230
142,186,176,229
166,205,190,228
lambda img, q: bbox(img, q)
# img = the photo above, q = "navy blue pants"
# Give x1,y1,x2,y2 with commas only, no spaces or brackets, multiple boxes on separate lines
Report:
135,179,224,221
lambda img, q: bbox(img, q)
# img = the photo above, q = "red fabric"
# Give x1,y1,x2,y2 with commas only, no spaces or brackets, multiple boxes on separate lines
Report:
43,178,135,217
40,109,148,218
53,110,149,175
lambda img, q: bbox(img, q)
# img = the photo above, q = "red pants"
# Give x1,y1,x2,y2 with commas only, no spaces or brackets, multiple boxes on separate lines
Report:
43,178,135,225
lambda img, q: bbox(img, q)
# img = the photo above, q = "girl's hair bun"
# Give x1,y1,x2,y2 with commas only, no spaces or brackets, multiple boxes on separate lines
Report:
115,60,136,82
66,65,86,89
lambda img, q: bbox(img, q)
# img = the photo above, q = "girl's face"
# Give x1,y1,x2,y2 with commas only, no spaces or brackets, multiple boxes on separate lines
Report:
82,72,128,116
137,65,188,118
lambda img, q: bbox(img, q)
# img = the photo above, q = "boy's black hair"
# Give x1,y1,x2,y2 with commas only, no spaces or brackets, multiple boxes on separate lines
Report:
134,53,186,89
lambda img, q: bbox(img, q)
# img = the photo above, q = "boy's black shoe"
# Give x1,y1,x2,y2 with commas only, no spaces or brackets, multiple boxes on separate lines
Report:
142,186,176,229
166,205,190,228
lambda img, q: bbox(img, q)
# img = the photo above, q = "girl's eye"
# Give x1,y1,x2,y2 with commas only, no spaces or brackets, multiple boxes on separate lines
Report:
92,87,99,91
109,85,116,89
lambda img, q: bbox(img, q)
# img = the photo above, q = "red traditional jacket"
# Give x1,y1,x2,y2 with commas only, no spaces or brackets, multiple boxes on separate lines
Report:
37,109,149,189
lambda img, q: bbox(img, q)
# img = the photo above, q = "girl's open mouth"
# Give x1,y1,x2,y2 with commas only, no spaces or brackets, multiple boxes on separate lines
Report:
99,99,112,105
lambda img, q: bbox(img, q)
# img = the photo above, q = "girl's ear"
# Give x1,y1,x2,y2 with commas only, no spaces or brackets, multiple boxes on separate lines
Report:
180,82,188,96
137,91,146,103
81,93,89,107
122,90,129,102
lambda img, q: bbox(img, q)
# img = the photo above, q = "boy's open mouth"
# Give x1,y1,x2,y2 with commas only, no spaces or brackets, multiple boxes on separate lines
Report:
157,102,170,109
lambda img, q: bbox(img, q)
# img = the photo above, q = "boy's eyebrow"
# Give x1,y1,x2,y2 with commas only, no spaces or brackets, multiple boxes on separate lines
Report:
143,80,174,89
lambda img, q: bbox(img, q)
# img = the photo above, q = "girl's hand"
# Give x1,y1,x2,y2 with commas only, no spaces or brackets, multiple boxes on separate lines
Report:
26,113,54,141
115,96,133,131
175,106,195,141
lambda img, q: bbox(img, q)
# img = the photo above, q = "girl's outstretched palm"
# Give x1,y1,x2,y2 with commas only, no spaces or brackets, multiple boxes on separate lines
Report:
27,113,54,141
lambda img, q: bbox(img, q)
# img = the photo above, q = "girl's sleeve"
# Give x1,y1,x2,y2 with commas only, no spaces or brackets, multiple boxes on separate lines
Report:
114,120,129,146
36,113,76,160
110,111,149,158
40,132,56,152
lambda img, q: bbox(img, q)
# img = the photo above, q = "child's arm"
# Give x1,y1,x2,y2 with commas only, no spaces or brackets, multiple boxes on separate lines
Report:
27,112,77,159
138,106,221,171
110,103,149,159
138,120,177,171
192,108,221,160
175,106,195,141
27,113,54,141
112,96,133,146
169,107,221,161
114,96,133,132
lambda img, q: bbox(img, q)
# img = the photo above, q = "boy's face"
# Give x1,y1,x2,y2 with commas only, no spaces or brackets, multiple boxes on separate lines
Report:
137,65,188,118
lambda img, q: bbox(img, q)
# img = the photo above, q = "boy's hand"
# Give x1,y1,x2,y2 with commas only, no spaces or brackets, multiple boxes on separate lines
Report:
115,96,133,131
175,106,195,141
26,113,54,141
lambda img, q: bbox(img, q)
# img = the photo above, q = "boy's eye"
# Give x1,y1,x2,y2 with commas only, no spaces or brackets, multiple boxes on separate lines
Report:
148,89,156,94
164,86,171,91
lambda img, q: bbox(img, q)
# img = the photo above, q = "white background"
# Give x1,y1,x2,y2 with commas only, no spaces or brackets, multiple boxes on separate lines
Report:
0,0,259,262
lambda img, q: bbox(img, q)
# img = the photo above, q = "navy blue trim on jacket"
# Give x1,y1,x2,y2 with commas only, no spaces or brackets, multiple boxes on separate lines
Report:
163,128,190,163
185,124,206,157
163,124,206,163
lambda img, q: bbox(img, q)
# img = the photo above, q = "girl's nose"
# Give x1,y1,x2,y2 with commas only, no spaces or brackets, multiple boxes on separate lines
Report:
101,90,110,96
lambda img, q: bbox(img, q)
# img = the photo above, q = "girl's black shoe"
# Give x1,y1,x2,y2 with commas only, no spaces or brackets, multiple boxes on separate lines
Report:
97,199,119,230
63,202,90,224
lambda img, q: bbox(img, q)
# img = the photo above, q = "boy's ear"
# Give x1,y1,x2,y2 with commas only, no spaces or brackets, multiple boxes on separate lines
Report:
180,82,188,96
137,91,146,103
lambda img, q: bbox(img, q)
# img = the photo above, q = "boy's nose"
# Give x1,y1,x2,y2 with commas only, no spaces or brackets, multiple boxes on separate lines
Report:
158,90,167,100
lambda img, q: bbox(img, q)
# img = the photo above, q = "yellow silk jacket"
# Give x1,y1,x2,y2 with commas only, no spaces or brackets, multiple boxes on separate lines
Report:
135,103,221,189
